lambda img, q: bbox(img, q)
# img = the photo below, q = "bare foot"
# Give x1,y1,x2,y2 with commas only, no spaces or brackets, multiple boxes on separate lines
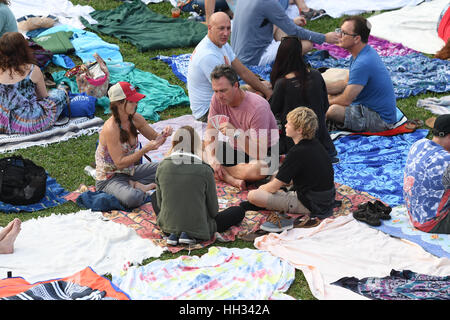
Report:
0,219,21,254
134,181,157,192
224,175,246,191
0,219,17,241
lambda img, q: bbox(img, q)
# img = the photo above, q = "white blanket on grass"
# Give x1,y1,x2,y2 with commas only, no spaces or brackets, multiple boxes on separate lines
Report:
304,0,425,18
254,214,450,300
10,0,97,30
367,0,447,54
0,116,104,154
0,210,164,283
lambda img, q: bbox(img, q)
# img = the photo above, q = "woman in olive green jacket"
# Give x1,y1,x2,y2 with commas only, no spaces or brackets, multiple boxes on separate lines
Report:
153,126,245,245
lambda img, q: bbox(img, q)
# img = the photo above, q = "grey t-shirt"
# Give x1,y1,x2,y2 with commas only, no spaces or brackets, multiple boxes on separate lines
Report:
230,0,325,65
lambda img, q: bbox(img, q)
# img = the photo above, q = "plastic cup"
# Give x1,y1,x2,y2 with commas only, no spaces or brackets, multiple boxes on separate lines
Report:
171,7,181,18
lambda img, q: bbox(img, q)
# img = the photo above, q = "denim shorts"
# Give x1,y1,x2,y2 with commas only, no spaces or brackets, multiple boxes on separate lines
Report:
344,104,394,132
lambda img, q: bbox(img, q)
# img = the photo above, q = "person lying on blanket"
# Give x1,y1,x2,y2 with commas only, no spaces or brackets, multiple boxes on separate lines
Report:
246,107,335,227
151,125,245,246
403,114,450,234
95,82,173,209
204,64,279,191
0,32,67,134
0,218,21,254
325,16,398,133
187,11,272,122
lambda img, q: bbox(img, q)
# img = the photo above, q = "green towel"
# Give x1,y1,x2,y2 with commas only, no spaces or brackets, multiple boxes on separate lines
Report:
32,31,74,54
80,0,207,52
53,66,190,121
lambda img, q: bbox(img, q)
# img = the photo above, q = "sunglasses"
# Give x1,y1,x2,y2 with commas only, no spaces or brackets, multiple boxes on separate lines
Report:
335,28,358,37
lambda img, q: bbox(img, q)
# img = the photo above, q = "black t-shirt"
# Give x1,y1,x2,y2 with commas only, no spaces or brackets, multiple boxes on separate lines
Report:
269,69,336,157
276,138,335,217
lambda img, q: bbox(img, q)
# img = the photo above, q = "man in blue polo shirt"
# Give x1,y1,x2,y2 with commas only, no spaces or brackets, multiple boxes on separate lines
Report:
326,15,397,132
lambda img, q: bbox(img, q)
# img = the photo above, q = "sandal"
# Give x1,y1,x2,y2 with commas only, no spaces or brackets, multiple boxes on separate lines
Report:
238,229,268,242
293,216,321,228
405,119,424,130
301,8,327,21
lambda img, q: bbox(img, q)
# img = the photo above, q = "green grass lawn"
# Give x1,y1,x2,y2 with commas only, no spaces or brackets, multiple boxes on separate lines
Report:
1,0,446,300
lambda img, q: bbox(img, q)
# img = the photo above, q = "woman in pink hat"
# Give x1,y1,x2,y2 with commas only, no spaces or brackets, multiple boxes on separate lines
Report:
94,81,173,209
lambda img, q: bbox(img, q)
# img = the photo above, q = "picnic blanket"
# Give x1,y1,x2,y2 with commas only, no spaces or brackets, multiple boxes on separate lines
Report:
80,0,207,52
367,0,448,55
111,246,295,300
65,115,382,253
35,25,123,64
254,214,450,300
0,116,104,153
155,50,450,100
417,95,450,115
331,269,450,300
304,0,425,19
0,267,129,300
371,205,450,259
313,35,418,59
0,210,164,283
53,67,189,122
65,181,384,254
332,129,429,207
11,0,97,30
0,174,68,214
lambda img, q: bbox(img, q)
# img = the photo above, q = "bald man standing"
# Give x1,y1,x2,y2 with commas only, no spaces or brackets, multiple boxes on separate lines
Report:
187,12,272,122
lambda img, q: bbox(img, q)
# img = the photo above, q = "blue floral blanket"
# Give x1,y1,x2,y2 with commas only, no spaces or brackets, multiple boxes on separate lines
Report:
332,129,428,207
155,51,450,99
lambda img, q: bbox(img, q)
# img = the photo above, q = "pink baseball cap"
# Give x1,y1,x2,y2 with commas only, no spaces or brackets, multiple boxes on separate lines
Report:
108,81,146,102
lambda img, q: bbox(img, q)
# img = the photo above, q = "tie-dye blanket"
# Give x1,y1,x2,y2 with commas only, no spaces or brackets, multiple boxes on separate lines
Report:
372,205,450,259
313,35,418,59
155,50,450,99
111,246,295,300
332,269,450,300
333,129,428,207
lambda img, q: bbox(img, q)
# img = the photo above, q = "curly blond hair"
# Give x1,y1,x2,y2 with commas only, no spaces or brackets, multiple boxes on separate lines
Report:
286,107,318,140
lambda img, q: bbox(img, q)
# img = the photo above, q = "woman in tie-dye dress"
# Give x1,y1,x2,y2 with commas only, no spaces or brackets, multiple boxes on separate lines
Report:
0,32,66,134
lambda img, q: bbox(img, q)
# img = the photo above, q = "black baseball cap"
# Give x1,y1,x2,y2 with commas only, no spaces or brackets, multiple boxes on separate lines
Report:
432,114,450,137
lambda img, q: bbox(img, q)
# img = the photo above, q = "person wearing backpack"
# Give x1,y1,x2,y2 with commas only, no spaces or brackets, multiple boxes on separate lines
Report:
0,32,67,134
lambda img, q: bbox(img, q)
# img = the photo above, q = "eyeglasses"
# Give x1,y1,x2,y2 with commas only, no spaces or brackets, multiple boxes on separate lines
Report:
335,28,358,37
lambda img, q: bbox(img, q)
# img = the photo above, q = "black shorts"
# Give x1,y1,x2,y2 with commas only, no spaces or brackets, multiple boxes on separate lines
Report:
215,141,279,174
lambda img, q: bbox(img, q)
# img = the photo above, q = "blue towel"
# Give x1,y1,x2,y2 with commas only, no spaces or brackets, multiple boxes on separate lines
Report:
0,175,69,213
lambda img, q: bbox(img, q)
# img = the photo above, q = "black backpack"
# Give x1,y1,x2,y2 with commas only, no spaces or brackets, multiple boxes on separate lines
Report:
0,156,47,205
